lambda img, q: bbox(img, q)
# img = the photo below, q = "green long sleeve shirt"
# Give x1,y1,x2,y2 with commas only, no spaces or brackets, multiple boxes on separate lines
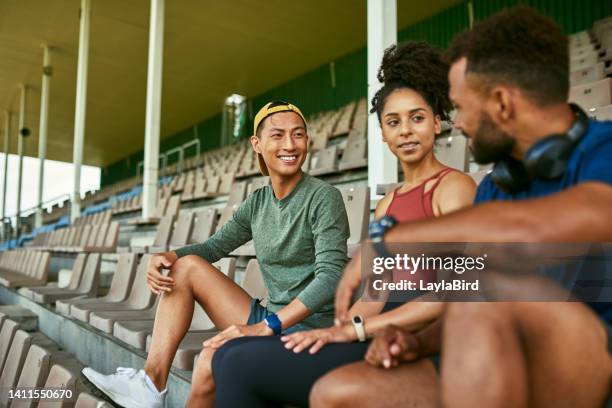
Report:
175,173,349,329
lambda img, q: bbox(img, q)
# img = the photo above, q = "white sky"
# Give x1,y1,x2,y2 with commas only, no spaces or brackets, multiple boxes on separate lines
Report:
0,153,100,218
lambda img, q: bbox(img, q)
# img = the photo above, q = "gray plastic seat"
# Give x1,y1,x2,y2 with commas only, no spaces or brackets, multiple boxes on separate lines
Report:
70,254,154,324
309,145,340,176
190,208,218,244
0,330,32,406
32,254,101,304
19,253,88,301
38,364,79,408
339,186,370,255
338,130,368,171
0,251,50,288
0,319,19,375
120,258,235,353
12,344,52,408
167,212,195,251
84,255,155,332
56,253,138,316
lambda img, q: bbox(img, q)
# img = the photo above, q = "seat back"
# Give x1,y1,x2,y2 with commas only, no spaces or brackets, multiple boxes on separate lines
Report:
76,253,101,295
241,259,268,301
339,186,370,245
13,344,52,406
169,212,194,248
127,254,156,310
0,319,19,374
39,364,78,408
589,104,612,121
435,131,470,172
226,181,247,207
247,177,269,196
165,195,181,218
153,216,175,247
105,253,138,303
66,253,89,291
0,330,32,405
570,62,605,86
569,78,612,111
191,209,218,244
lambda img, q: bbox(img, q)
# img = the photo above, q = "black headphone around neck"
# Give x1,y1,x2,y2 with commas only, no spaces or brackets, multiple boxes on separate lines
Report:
490,103,589,194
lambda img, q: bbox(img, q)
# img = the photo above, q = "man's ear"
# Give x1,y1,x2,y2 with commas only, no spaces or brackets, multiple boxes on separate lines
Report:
250,135,261,154
488,86,514,124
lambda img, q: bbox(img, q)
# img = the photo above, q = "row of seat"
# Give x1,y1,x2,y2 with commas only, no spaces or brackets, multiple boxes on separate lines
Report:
28,222,119,254
0,312,112,407
0,251,50,288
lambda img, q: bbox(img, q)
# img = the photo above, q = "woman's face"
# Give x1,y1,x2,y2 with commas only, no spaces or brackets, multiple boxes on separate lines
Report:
380,88,442,165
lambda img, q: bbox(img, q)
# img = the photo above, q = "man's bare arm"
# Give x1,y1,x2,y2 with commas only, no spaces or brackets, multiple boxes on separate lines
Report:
386,182,612,243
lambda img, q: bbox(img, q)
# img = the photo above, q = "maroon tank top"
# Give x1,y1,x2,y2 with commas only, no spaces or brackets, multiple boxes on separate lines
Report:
384,167,455,286
385,168,455,222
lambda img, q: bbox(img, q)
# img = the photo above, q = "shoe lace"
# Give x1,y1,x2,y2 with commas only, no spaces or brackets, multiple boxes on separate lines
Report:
115,367,139,379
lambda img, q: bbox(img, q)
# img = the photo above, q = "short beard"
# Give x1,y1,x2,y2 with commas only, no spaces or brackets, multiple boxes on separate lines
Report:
469,111,516,164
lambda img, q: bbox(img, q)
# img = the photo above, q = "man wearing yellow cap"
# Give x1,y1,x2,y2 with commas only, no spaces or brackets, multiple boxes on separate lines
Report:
82,100,350,408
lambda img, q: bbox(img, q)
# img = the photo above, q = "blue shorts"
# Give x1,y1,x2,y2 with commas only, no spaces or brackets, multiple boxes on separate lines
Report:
246,299,305,334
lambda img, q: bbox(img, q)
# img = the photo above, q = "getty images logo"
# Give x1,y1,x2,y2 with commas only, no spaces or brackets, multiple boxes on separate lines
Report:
372,253,488,275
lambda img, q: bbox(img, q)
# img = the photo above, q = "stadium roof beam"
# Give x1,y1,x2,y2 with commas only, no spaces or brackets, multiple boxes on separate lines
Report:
367,0,398,199
142,0,166,219
35,45,52,229
1,111,9,222
71,0,91,222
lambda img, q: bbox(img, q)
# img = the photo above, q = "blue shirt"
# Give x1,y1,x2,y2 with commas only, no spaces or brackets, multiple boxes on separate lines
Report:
474,119,612,324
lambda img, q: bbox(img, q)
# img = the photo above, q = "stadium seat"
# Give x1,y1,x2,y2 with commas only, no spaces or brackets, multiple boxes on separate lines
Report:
0,330,32,406
570,62,605,86
435,131,470,172
309,145,340,176
19,253,88,301
0,251,50,288
84,255,155,332
338,130,368,171
588,104,612,121
55,253,138,316
12,344,52,408
30,254,101,304
69,255,153,324
0,319,19,374
121,215,174,254
39,364,79,408
569,77,612,111
189,209,218,244
339,186,370,255
247,176,270,196
166,212,195,251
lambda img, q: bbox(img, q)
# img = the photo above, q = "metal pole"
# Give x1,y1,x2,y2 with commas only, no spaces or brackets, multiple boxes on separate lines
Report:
367,0,398,200
142,0,165,219
1,111,10,222
16,84,27,237
71,0,91,223
36,45,52,228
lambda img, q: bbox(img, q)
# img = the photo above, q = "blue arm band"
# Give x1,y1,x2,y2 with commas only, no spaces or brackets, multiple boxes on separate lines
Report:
264,314,282,335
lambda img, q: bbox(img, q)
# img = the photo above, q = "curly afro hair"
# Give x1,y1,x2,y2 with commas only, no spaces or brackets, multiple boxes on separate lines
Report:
444,6,568,105
371,41,452,122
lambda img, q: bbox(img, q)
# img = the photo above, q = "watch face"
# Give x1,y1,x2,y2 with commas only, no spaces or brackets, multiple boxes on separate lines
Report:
353,316,362,324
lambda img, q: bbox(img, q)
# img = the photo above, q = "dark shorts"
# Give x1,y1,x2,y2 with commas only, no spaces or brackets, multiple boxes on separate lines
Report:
246,299,305,334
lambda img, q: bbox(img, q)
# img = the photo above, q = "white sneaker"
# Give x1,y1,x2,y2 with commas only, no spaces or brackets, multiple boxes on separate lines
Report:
82,367,166,408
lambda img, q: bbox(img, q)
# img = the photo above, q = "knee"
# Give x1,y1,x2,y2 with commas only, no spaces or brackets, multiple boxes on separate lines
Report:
310,370,360,408
191,348,216,395
169,255,203,283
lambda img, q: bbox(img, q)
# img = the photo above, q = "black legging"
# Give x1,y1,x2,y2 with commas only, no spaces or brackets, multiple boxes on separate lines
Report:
212,336,370,408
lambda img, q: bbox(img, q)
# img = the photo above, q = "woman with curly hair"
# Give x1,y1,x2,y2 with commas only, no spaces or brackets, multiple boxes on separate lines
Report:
209,42,475,408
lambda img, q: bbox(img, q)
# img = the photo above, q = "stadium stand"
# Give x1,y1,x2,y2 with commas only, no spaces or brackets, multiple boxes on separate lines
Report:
0,8,610,407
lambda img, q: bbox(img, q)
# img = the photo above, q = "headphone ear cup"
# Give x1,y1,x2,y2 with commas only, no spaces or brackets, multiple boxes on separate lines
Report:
523,135,573,179
491,158,531,194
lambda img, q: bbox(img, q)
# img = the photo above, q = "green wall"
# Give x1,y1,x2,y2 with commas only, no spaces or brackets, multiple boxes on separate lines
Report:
101,0,612,187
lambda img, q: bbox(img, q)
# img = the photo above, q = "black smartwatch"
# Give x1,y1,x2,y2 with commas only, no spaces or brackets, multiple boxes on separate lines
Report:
368,215,397,258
